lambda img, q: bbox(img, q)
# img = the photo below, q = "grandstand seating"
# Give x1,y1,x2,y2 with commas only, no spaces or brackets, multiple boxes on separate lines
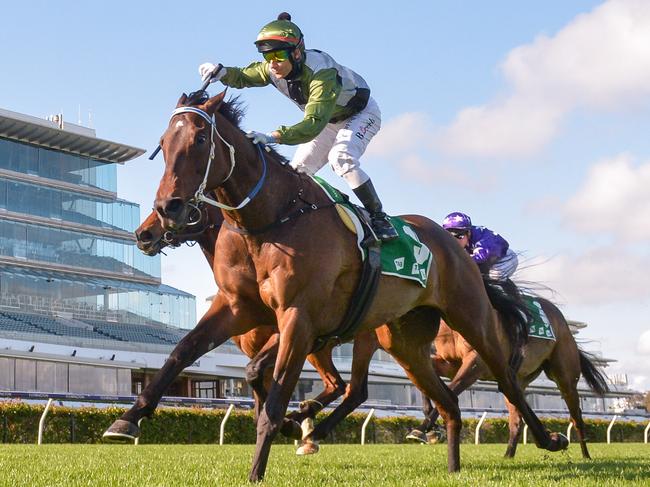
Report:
0,309,188,346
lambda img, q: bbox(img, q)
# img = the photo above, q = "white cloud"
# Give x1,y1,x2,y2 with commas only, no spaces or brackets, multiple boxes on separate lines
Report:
638,330,650,355
517,246,650,305
437,0,650,157
366,112,496,190
563,154,650,240
366,112,433,157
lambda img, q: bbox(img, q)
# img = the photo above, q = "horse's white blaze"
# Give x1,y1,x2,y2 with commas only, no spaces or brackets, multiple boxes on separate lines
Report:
175,120,184,128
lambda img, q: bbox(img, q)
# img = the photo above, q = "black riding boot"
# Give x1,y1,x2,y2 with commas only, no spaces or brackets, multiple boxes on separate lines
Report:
353,179,398,242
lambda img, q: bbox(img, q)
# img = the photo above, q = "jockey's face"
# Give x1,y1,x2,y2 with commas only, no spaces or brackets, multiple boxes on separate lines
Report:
268,48,301,79
449,229,470,249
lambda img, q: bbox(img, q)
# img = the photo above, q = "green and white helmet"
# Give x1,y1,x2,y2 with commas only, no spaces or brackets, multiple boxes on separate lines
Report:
255,12,304,53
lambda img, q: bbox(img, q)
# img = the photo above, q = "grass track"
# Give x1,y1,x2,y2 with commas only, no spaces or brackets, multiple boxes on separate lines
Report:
1,443,648,486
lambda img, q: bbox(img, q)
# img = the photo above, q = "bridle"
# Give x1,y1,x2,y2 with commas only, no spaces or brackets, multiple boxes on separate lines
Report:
167,105,268,212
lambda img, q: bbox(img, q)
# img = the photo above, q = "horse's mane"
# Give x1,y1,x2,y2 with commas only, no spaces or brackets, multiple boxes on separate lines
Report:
183,90,289,165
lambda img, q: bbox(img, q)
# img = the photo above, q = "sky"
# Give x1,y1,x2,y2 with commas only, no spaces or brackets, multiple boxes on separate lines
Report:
2,1,649,391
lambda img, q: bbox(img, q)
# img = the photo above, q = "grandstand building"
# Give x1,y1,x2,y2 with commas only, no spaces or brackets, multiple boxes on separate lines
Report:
0,107,637,416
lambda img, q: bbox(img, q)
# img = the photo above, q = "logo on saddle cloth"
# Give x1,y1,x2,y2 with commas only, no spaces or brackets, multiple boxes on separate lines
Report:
522,295,556,341
312,176,433,287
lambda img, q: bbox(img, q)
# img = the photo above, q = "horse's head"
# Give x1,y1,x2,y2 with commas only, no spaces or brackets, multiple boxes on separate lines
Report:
135,210,176,255
154,90,234,230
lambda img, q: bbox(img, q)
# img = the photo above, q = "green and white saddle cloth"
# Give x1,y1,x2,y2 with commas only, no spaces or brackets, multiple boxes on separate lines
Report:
522,295,556,341
313,176,433,287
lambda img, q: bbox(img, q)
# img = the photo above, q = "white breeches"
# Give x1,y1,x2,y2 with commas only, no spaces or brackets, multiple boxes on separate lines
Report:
290,97,381,189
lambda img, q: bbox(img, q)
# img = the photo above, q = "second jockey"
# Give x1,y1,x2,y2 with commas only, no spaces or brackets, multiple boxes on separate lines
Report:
442,211,519,281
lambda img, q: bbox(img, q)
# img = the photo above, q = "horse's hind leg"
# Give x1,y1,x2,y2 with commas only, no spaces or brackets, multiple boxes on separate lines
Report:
103,294,257,442
443,303,566,453
503,398,524,458
377,316,462,473
408,352,483,443
299,329,378,454
547,367,591,458
286,341,347,429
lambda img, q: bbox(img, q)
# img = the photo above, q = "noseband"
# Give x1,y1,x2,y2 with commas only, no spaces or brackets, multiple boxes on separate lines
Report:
168,106,268,212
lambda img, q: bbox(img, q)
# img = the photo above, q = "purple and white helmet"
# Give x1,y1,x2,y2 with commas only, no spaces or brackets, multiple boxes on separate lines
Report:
442,212,472,231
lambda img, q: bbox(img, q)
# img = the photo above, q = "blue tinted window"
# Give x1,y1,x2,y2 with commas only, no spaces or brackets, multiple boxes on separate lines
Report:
3,180,139,232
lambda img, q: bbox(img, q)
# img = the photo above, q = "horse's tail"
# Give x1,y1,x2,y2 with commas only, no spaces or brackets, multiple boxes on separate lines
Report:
578,349,610,396
482,276,531,373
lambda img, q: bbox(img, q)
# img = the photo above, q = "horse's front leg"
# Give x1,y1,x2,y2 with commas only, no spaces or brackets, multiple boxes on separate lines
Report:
298,329,378,455
249,309,313,482
103,293,256,442
244,334,303,439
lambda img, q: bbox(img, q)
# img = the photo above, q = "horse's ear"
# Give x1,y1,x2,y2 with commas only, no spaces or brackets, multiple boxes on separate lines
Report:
176,93,188,108
203,89,227,115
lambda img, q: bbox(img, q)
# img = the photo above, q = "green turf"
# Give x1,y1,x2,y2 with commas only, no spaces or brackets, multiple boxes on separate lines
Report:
0,443,648,486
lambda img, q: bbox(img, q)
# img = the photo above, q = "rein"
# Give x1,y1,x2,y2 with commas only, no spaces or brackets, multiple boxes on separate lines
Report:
222,187,335,236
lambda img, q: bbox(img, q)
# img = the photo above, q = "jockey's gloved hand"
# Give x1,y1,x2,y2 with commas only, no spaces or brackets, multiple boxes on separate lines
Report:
198,63,226,83
246,131,276,145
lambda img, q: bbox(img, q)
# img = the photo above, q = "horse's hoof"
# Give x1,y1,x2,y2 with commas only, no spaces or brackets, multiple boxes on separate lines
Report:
405,429,428,444
280,418,302,440
102,419,140,443
301,418,315,440
548,432,569,452
296,440,320,456
427,427,446,444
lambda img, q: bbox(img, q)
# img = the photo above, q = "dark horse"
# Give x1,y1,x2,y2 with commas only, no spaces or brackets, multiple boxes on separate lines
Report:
106,91,568,481
405,295,609,458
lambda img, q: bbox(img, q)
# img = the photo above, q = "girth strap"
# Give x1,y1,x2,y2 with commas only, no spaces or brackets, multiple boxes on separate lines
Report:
311,210,382,352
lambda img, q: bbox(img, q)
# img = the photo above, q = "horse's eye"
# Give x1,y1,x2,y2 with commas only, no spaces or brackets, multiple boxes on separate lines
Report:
197,134,207,144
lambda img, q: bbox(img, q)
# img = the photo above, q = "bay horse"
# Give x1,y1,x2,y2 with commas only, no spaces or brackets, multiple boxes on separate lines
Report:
133,208,351,436
108,91,568,481
134,209,543,458
405,295,609,459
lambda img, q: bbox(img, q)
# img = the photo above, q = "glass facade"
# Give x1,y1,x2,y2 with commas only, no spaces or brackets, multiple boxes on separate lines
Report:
0,219,159,279
0,179,139,233
0,267,195,328
0,133,196,329
0,138,116,192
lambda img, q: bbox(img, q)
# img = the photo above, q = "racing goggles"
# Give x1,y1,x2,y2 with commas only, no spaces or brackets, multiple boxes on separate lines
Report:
263,50,292,63
449,230,469,240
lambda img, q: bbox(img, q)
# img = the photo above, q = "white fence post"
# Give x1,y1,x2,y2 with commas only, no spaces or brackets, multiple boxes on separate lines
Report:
474,411,488,445
219,404,235,445
606,415,618,444
37,398,53,445
644,421,650,444
361,408,375,445
134,418,143,445
523,423,528,445
566,422,573,444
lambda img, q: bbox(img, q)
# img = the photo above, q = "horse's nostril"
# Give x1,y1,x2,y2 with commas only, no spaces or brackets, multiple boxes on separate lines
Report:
137,230,153,243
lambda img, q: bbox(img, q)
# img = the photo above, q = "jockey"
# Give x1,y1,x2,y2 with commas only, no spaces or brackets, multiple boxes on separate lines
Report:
442,211,518,281
198,12,398,241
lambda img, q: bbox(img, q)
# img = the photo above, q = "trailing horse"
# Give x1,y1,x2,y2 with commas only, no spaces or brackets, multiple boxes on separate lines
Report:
106,91,568,481
406,291,609,459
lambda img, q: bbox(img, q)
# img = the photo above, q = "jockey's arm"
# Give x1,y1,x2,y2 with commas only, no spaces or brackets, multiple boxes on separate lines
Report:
471,229,509,266
220,62,271,88
275,68,340,145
